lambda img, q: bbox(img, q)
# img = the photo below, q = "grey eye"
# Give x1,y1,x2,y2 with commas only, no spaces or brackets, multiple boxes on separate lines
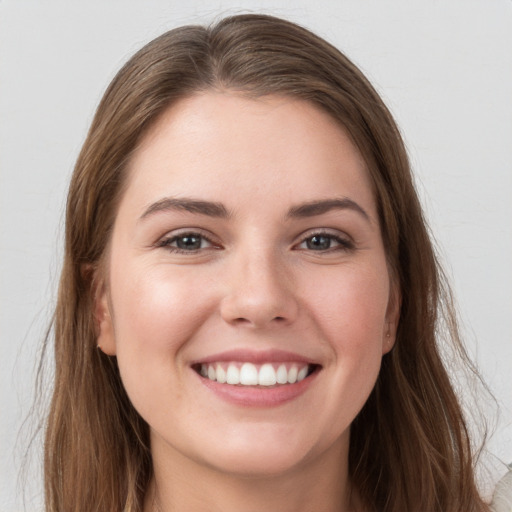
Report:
305,235,333,250
175,234,203,250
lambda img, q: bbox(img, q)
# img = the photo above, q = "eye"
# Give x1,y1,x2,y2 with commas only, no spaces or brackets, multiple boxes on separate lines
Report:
157,232,217,253
297,232,353,252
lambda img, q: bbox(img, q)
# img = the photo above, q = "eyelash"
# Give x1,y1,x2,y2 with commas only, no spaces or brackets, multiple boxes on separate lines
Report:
156,230,354,255
156,231,218,254
296,231,354,253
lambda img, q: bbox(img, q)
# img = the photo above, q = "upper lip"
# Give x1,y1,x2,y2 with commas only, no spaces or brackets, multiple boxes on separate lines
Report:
190,349,320,366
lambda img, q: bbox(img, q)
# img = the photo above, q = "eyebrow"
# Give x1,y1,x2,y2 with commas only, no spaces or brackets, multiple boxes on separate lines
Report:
140,197,230,220
286,198,370,221
139,196,370,222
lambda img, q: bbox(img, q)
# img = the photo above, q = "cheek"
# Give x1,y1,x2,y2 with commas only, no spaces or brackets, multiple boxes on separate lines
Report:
111,264,207,345
304,263,390,350
283,264,390,452
303,263,388,412
108,263,214,395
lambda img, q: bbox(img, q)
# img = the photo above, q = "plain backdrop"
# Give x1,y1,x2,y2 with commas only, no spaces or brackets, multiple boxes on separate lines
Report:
1,1,511,510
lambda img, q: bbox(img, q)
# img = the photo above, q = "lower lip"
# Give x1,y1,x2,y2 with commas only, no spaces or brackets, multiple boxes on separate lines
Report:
196,370,318,407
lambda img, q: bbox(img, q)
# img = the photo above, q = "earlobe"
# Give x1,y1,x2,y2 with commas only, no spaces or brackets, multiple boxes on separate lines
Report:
383,282,401,355
382,325,396,355
92,274,117,356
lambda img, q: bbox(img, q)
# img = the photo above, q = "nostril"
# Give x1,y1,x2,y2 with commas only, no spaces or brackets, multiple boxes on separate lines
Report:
220,289,299,328
232,316,285,324
233,317,251,324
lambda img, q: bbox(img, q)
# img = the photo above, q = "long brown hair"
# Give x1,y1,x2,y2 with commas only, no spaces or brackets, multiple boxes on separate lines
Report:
44,13,490,511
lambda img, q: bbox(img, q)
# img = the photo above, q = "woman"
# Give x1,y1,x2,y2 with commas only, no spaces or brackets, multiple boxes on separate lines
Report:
44,13,495,511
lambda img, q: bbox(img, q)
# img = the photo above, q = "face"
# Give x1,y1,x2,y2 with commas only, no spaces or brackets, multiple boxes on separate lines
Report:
96,93,399,479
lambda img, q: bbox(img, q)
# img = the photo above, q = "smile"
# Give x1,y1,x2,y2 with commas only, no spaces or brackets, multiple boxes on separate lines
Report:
197,362,315,386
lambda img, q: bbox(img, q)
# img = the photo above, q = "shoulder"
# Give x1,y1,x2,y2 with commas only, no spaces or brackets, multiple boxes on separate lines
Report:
490,467,512,512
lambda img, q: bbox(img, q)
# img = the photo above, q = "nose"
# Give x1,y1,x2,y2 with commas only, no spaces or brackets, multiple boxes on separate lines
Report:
220,249,299,329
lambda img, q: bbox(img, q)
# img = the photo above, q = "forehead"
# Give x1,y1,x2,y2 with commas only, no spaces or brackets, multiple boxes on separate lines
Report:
122,92,377,220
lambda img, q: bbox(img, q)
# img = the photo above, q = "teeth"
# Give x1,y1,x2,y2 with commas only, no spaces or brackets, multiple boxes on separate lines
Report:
287,366,298,384
276,364,288,384
240,363,258,385
226,365,240,385
258,364,276,386
199,362,312,386
216,364,226,384
297,366,308,382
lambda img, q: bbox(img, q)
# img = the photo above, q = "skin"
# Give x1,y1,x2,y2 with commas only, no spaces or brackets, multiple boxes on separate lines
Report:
96,92,400,512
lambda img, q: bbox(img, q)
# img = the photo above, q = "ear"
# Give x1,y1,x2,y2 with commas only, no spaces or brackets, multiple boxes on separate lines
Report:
382,280,401,355
91,272,117,356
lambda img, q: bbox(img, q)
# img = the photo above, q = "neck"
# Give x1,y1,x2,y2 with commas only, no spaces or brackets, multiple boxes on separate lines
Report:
145,433,358,512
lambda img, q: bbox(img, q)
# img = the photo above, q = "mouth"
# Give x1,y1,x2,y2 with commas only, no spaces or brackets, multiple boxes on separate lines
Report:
192,362,320,387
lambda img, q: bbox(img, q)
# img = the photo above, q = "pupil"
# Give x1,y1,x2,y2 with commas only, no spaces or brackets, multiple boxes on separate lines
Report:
307,235,331,250
177,235,201,250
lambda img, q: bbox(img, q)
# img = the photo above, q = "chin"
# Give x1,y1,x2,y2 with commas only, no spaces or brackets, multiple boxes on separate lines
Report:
193,425,320,478
207,448,309,479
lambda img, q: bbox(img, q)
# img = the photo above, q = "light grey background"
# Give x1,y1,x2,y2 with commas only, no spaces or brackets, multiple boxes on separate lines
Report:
1,1,511,510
